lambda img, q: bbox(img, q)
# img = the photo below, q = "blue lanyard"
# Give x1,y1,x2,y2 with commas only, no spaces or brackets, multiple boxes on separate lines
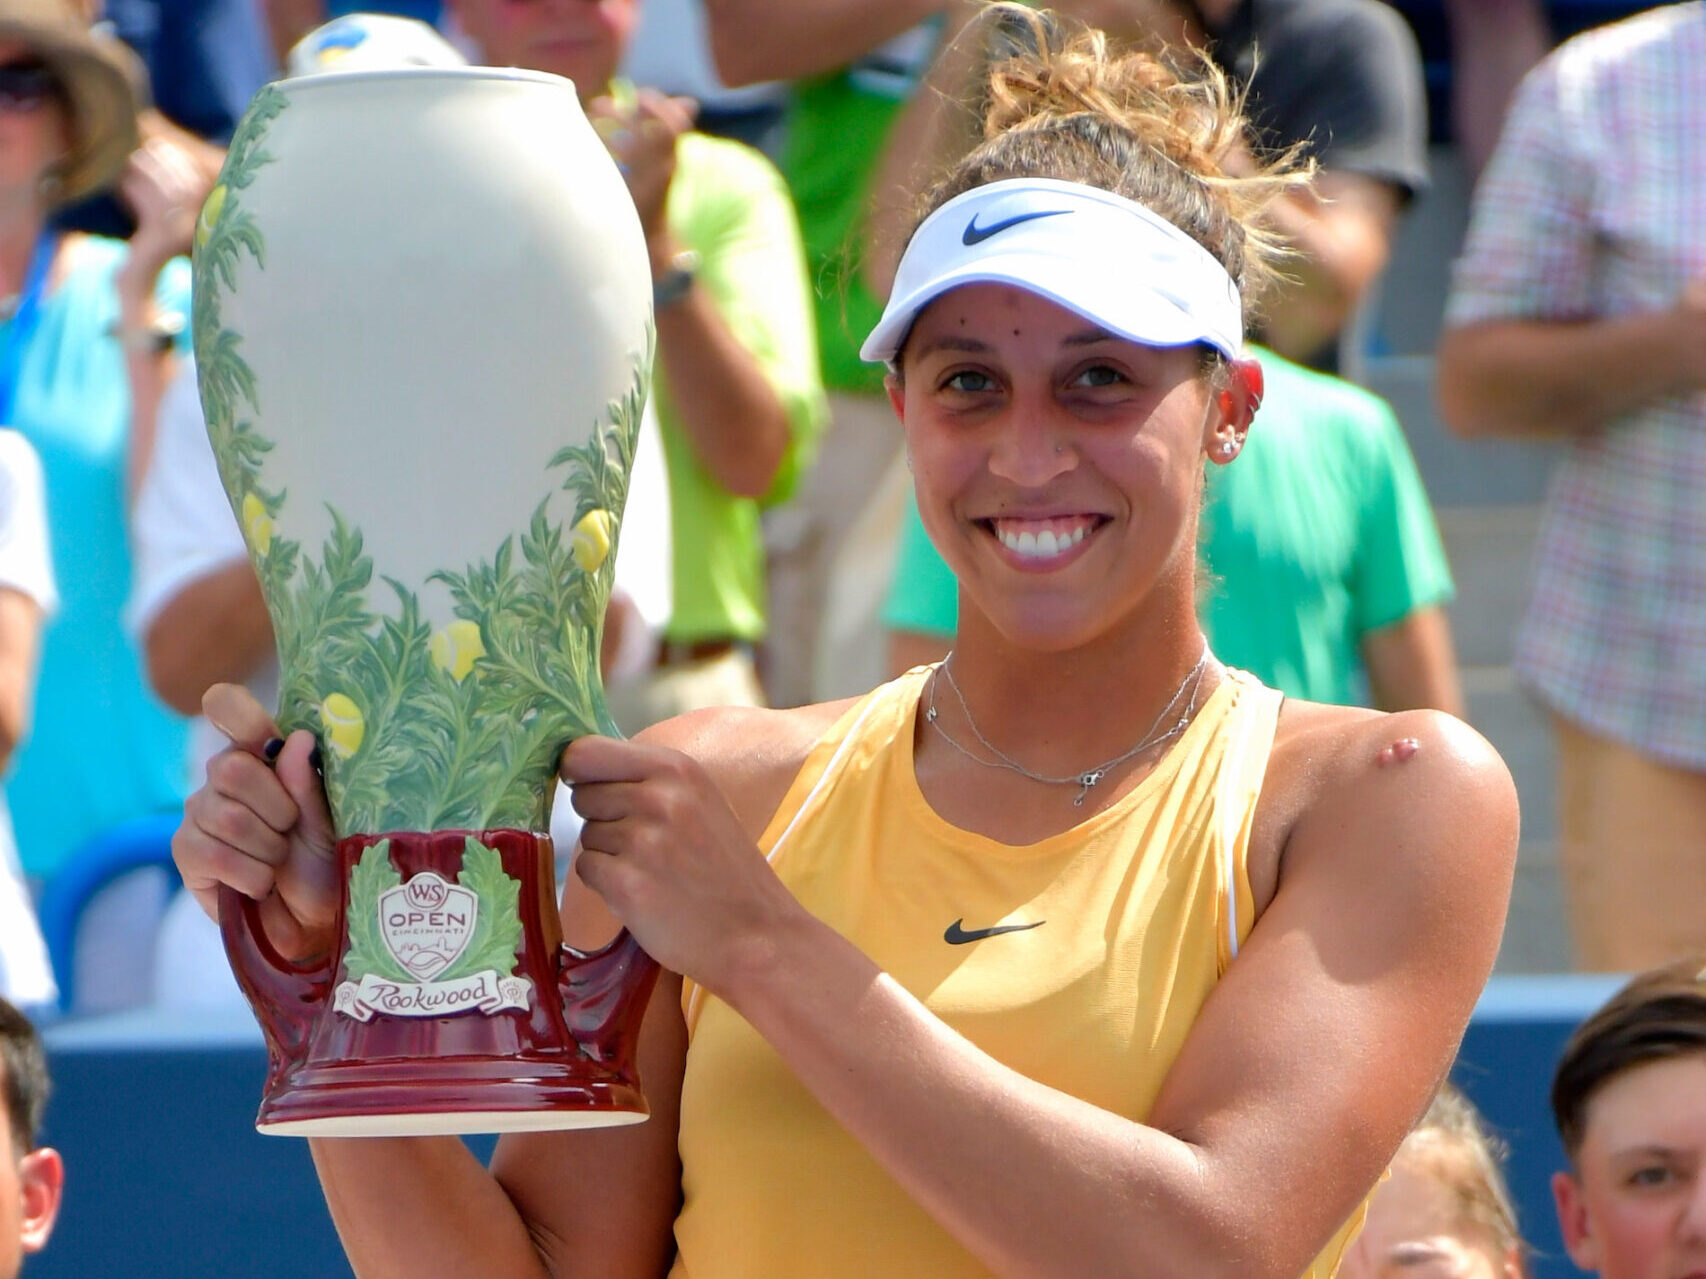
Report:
0,228,59,426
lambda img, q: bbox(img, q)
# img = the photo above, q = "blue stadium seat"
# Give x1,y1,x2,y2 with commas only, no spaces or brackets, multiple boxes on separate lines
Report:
36,811,184,1013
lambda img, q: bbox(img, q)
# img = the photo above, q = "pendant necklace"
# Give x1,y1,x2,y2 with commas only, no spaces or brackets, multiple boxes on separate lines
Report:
925,643,1213,805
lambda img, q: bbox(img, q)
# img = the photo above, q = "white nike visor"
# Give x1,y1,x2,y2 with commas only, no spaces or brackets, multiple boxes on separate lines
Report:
861,178,1244,366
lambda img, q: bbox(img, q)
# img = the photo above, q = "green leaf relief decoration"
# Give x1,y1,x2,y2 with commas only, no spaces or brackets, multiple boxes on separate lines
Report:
342,840,408,983
194,84,656,836
438,837,524,982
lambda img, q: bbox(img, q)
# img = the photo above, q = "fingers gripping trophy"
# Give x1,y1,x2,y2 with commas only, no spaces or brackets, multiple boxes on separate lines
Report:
192,60,659,1135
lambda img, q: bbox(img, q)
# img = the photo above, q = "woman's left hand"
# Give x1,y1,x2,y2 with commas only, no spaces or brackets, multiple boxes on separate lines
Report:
562,734,803,990
588,89,696,245
119,130,214,282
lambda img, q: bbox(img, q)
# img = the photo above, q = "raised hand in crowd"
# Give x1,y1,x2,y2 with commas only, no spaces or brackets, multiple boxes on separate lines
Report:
117,124,215,497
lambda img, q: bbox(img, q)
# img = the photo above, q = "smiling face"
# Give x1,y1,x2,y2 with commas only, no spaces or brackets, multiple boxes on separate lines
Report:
448,0,634,94
890,282,1241,654
1554,1053,1706,1279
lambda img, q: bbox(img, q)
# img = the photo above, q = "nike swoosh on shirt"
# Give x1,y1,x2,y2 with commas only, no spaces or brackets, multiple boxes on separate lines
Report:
960,209,1071,245
944,918,1046,945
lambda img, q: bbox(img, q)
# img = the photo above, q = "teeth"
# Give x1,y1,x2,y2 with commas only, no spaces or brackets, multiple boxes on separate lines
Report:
996,521,1091,557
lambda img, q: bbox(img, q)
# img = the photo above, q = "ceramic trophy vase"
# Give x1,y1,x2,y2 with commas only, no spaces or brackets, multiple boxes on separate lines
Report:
192,67,659,1136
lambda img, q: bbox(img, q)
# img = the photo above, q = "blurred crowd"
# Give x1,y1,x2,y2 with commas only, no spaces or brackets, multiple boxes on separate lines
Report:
0,0,1697,1016
0,0,1704,1275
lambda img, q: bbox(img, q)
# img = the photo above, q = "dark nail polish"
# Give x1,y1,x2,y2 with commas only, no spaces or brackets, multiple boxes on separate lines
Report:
309,745,323,773
262,737,285,762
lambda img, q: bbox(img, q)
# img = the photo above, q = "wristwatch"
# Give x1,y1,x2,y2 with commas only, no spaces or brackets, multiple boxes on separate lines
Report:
652,249,700,311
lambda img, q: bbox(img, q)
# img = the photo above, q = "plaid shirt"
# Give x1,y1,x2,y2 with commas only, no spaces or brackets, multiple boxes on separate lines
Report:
1445,2,1706,768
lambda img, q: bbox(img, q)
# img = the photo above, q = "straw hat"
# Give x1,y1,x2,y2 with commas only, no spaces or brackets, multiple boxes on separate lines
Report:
0,0,141,205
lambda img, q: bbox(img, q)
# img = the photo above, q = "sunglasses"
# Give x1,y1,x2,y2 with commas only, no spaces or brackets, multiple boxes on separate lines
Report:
0,61,60,113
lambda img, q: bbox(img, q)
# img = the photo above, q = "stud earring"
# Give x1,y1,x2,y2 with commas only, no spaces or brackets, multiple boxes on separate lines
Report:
1220,441,1238,458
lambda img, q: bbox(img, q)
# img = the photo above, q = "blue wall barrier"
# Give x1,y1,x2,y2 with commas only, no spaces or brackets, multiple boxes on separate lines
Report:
36,976,1626,1279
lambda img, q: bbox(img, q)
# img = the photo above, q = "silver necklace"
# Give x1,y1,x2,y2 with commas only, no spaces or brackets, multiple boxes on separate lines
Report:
925,645,1211,806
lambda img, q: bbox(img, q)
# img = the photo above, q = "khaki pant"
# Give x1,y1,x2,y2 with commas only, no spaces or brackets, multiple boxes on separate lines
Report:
763,391,909,707
1555,714,1706,971
605,646,765,737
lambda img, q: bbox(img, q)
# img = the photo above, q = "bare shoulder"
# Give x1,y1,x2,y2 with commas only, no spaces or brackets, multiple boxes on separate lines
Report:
1251,699,1520,913
633,698,863,838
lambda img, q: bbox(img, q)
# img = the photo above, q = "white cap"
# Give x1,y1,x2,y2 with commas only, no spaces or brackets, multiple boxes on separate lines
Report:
861,178,1243,366
286,13,468,78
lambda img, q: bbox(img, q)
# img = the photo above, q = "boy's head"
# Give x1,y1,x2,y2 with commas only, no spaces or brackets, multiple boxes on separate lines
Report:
0,998,60,1277
1550,957,1706,1279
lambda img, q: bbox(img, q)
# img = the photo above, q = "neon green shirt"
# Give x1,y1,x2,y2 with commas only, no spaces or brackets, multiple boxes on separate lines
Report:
780,24,941,395
882,349,1454,707
656,130,828,641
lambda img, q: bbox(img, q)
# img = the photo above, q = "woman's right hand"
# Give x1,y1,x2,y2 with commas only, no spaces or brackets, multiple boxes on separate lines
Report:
172,683,340,960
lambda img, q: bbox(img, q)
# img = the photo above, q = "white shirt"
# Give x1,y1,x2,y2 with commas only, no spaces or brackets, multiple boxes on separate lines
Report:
0,428,58,1007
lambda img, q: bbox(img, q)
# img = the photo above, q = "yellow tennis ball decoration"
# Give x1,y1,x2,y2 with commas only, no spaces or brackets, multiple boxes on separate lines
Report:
319,692,365,759
570,509,614,573
195,183,227,251
241,492,273,556
429,619,485,682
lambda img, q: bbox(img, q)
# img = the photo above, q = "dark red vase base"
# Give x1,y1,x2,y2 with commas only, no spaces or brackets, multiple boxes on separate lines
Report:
221,828,660,1138
255,1061,650,1137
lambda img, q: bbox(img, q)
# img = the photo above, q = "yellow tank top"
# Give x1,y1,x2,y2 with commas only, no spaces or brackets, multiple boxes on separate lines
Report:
671,667,1365,1278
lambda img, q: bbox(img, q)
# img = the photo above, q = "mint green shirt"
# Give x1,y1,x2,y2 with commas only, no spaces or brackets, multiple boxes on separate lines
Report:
882,350,1454,707
655,130,827,641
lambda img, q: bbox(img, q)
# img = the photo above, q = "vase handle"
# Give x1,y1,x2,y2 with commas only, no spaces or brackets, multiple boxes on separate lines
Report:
218,884,334,1078
558,929,659,1068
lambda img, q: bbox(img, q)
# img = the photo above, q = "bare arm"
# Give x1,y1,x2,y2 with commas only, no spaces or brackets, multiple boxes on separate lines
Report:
1436,276,1706,439
1360,605,1464,717
117,127,215,501
649,240,792,498
144,559,275,716
704,0,944,87
597,91,804,500
567,707,1518,1279
0,587,42,770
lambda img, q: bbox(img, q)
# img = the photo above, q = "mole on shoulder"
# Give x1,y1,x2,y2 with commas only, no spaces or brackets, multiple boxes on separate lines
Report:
1376,737,1422,767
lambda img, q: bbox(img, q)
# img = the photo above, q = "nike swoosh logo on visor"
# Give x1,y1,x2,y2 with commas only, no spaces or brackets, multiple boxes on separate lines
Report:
961,209,1071,245
944,918,1046,945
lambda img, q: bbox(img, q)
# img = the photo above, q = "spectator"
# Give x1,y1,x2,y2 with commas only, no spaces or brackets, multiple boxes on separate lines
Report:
0,432,54,1011
0,997,60,1277
451,0,825,731
1549,956,1706,1278
176,13,1517,1275
886,345,1463,715
0,0,197,890
1439,0,1550,184
1435,3,1706,972
1341,1083,1528,1279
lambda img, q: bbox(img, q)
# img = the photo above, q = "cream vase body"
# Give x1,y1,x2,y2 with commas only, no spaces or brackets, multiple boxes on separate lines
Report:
193,68,659,1136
